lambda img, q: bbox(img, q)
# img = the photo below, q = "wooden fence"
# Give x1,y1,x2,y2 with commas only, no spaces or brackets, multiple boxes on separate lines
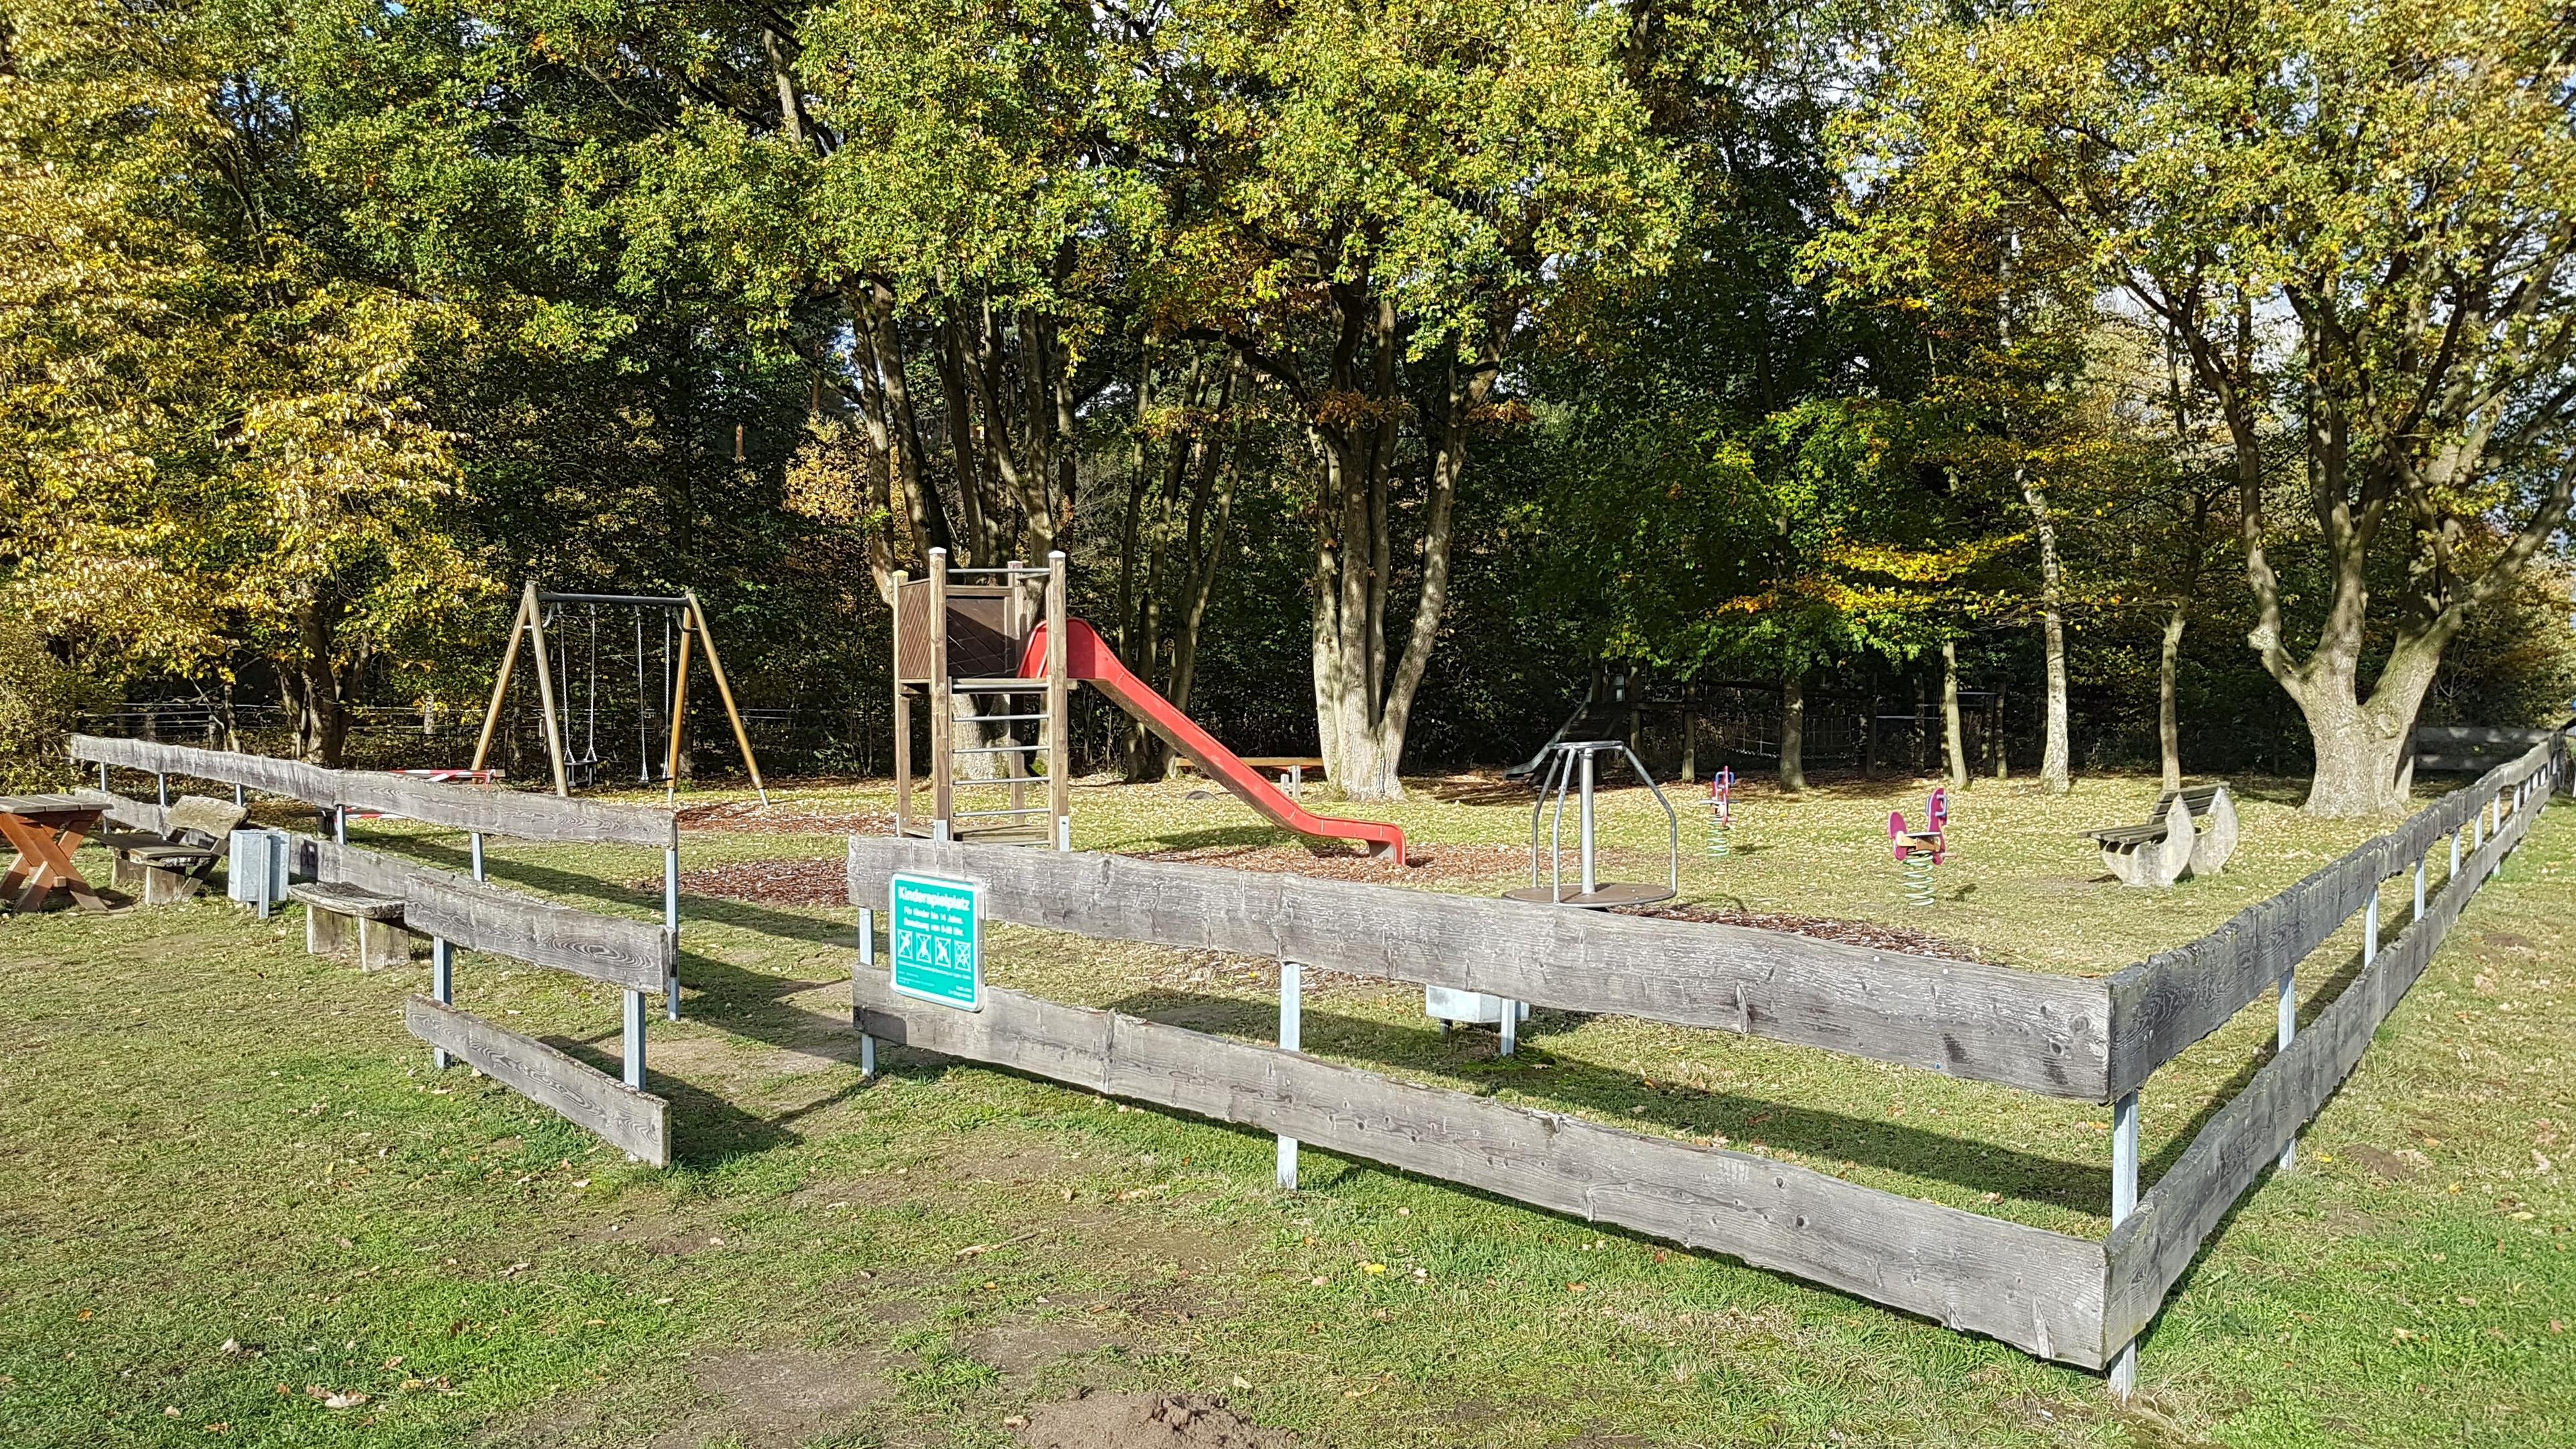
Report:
847,731,2568,1383
66,736,679,1165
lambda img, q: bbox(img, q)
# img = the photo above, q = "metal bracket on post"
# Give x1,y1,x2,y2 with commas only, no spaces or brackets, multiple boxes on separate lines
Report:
333,805,347,846
857,907,878,1079
2108,1090,2141,1396
1277,960,1302,1191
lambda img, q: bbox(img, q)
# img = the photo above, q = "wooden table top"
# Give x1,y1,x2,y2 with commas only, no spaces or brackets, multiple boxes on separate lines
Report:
0,793,109,818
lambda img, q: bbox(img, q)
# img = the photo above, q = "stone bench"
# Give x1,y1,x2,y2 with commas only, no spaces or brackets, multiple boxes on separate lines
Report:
288,881,419,971
2082,784,2238,888
99,795,248,905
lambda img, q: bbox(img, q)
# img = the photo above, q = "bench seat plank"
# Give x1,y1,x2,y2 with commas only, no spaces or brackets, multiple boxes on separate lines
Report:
288,882,406,919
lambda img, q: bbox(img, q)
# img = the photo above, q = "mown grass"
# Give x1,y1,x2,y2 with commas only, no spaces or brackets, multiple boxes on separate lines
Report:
0,771,2566,1447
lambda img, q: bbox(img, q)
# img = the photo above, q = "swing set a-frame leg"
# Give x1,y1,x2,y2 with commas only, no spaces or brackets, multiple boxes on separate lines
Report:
686,591,769,806
472,580,571,796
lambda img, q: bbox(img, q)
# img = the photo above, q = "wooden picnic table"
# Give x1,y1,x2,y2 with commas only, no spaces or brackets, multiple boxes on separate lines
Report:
0,792,110,912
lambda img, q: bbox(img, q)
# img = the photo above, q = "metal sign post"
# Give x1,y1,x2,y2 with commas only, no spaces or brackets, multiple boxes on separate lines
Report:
888,873,984,1012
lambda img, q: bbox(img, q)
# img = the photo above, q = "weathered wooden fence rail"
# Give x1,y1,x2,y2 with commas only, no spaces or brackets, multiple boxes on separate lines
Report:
64,736,678,1165
848,730,2569,1385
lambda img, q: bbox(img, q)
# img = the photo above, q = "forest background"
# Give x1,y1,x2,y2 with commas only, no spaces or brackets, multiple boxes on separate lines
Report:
5,0,2573,814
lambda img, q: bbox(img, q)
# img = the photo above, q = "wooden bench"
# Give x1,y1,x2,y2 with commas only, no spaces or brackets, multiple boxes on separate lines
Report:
288,881,419,971
2082,784,2238,888
99,795,248,904
1175,755,1326,798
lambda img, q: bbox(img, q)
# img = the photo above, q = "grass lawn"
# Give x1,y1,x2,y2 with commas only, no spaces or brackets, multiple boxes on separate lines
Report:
0,769,2567,1447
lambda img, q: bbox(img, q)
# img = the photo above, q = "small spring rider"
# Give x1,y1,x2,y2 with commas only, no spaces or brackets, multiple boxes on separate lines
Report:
1890,787,1949,908
1707,766,1735,858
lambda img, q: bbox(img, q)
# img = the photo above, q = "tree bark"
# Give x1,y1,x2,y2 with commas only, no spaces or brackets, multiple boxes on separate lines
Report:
1777,672,1807,792
2158,604,2187,792
2021,469,2072,793
1941,641,1968,790
1304,313,1493,800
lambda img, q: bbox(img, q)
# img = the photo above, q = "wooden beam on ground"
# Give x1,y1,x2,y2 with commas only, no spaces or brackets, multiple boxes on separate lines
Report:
852,969,2111,1366
846,838,2114,1099
405,997,669,1166
2100,786,2538,1358
296,838,671,992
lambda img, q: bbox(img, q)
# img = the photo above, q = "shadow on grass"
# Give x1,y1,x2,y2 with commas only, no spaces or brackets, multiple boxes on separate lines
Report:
1099,986,2116,1215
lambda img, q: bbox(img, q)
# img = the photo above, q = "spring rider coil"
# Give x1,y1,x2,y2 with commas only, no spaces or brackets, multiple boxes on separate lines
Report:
1707,766,1735,859
1890,787,1949,908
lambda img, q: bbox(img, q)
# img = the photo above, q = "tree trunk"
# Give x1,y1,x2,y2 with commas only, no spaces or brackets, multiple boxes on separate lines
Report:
1992,680,2008,781
285,594,349,767
1307,319,1493,800
1941,641,1968,790
2158,604,2187,792
2290,628,2443,815
1778,672,1807,792
2022,470,2072,793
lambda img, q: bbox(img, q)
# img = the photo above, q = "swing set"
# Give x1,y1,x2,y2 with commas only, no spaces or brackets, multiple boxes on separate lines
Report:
470,582,769,804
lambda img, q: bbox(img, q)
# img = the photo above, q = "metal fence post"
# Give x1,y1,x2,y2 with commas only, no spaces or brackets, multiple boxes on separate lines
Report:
470,832,485,881
2276,969,2298,1171
2451,828,2462,884
622,988,647,1090
98,763,109,792
430,938,454,1071
2363,890,2379,967
157,772,169,808
1499,996,1519,1056
663,846,682,1022
2108,1090,2141,1396
2413,855,2426,922
1277,960,1302,1191
857,907,877,1079
233,784,245,808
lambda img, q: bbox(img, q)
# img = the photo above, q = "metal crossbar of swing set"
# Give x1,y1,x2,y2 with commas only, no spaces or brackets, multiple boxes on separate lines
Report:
955,805,1052,818
951,743,1044,755
536,591,692,608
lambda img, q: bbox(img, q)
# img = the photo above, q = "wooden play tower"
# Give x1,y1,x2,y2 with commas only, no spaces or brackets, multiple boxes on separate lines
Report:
892,549,1071,850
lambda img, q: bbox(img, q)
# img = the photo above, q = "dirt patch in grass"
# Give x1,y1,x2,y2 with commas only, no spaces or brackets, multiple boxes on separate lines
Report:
1014,1391,1297,1448
678,797,895,835
654,857,847,906
1132,839,1521,885
1635,904,1991,963
965,1315,1125,1376
646,1345,891,1449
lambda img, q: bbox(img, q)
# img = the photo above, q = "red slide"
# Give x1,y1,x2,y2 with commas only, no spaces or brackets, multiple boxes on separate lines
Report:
1020,620,1407,864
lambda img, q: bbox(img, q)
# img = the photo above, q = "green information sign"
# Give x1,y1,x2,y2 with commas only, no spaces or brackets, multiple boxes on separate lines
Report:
888,872,983,1012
